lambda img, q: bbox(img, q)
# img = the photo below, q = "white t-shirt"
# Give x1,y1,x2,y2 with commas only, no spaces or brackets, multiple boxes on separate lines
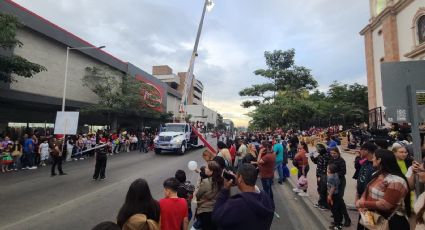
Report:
39,142,49,155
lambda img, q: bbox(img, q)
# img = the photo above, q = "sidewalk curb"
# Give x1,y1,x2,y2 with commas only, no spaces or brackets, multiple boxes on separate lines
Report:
285,177,330,229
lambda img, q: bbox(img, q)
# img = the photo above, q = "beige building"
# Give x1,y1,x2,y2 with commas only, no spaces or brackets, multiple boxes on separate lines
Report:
360,0,425,126
152,65,205,120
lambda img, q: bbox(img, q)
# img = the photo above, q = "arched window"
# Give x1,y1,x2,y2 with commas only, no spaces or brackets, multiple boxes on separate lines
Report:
418,15,425,44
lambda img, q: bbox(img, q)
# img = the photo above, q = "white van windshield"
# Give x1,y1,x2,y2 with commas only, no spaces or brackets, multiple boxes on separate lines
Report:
164,124,185,132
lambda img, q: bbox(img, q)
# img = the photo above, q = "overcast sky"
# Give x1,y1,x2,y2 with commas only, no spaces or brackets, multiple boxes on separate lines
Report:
14,0,370,127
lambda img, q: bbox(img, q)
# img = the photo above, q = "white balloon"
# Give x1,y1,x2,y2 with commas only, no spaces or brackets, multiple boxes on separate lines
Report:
188,161,198,171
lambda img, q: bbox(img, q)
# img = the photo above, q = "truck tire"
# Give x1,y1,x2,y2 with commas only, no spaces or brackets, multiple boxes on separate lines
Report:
154,148,161,155
178,142,186,155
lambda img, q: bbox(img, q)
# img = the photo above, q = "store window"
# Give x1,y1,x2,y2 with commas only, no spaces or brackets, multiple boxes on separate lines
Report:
418,15,425,44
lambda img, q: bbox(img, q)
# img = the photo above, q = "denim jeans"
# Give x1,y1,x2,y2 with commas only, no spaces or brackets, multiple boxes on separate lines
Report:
275,161,285,182
261,178,274,205
23,151,34,168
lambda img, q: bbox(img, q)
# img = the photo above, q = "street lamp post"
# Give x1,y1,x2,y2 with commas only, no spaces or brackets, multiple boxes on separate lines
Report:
62,45,105,112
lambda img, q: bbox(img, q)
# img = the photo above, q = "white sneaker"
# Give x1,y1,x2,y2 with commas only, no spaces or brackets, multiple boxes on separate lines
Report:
292,188,302,193
298,192,309,197
79,158,85,160
29,166,37,170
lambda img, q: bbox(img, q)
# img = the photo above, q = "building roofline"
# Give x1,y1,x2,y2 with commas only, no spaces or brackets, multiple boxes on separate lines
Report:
2,0,128,71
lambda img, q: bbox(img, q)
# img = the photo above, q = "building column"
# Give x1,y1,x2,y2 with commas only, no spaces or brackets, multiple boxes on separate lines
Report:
364,29,377,110
382,13,400,61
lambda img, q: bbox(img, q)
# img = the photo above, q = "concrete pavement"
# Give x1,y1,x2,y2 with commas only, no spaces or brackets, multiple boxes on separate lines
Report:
0,145,324,230
287,148,359,230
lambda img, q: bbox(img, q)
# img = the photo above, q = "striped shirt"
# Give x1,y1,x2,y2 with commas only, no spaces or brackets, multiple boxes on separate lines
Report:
357,173,407,216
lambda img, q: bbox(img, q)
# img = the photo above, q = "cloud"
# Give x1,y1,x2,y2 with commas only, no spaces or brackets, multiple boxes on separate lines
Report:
13,0,370,128
206,99,252,127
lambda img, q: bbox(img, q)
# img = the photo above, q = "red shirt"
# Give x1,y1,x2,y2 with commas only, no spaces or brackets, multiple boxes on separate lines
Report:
259,153,276,179
229,144,236,162
159,197,187,230
294,149,308,167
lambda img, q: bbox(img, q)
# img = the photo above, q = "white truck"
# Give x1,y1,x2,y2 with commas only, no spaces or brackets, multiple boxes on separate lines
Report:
153,123,204,155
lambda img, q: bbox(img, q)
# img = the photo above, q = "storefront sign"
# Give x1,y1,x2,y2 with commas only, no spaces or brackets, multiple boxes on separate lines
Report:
135,75,164,112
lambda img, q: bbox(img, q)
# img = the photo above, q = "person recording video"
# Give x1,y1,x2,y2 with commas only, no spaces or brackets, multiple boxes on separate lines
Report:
212,163,275,230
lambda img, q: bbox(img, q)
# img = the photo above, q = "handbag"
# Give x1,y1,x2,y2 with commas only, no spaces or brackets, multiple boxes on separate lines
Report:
359,211,391,230
11,150,22,157
359,176,397,230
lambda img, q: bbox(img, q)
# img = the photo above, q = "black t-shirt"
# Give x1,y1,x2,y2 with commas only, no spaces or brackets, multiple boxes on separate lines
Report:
96,146,108,159
356,160,374,196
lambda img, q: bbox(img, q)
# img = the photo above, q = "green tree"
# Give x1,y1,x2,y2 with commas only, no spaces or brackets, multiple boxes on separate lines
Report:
0,13,46,82
240,49,318,129
240,49,318,108
326,81,368,125
216,113,226,131
82,66,168,130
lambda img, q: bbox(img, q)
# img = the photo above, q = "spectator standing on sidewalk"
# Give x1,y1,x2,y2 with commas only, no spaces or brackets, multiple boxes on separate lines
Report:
411,158,425,229
328,147,351,227
1,143,13,173
242,144,257,166
355,142,377,230
195,161,223,230
234,139,248,168
92,138,108,180
175,170,195,220
159,177,188,230
22,134,35,169
11,140,22,170
212,163,274,230
38,139,50,167
257,141,276,205
116,178,160,230
32,135,40,166
356,149,411,230
327,163,344,230
288,133,299,159
217,141,232,168
50,138,66,176
311,143,331,210
273,136,286,184
293,142,310,196
326,136,338,151
66,136,74,162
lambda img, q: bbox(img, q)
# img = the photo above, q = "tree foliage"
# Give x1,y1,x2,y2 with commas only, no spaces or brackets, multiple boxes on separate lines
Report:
243,49,368,130
0,13,46,82
240,49,318,109
216,113,227,131
81,66,171,126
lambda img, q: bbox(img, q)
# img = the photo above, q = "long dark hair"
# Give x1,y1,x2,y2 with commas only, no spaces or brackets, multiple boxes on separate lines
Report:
207,161,224,194
373,149,411,217
300,141,309,152
263,141,273,154
116,178,160,227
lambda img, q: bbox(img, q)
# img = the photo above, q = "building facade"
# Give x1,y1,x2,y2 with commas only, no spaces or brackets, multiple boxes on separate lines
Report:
360,0,425,126
186,105,217,127
0,0,169,132
153,65,203,105
152,65,207,121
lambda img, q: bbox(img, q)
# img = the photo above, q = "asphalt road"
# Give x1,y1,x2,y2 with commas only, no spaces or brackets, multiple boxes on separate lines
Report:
0,147,323,230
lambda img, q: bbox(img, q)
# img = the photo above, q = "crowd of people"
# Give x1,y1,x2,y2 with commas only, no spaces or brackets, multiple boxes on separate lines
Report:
90,153,275,230
4,123,425,230
0,130,157,176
